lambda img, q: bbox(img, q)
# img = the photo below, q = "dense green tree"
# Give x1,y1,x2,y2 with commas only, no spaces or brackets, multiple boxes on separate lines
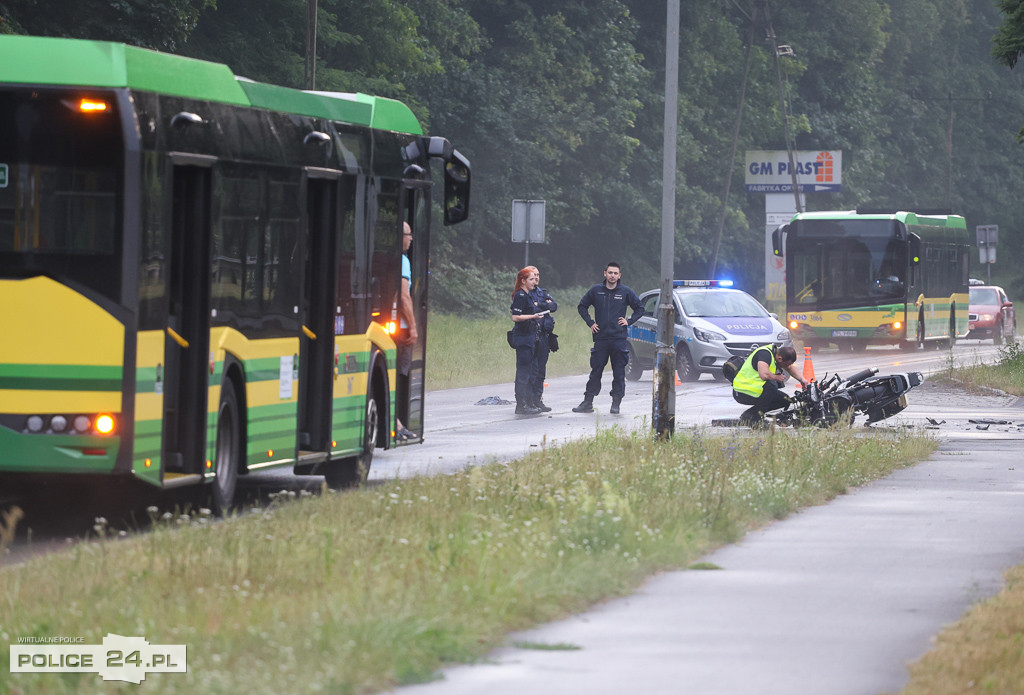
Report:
994,0,1024,68
4,0,1024,300
0,0,214,50
421,0,649,290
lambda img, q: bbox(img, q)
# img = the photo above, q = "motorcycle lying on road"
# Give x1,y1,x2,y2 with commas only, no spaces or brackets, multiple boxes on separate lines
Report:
767,367,925,428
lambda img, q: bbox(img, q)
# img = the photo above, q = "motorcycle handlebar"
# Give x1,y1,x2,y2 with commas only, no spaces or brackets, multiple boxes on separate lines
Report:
845,367,879,384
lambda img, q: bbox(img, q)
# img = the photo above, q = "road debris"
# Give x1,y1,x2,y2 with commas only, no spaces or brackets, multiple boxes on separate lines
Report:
475,396,513,406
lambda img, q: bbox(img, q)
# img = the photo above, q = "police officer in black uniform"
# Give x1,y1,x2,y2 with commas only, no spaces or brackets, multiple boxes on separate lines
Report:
573,262,644,414
528,276,557,412
510,266,543,416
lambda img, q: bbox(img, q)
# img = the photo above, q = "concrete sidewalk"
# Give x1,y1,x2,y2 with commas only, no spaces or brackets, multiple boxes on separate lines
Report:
399,390,1024,695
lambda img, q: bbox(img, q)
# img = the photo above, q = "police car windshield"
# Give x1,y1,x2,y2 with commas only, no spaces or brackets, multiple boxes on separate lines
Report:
677,290,769,318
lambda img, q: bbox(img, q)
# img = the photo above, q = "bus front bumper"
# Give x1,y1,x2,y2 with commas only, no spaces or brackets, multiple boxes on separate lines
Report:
0,424,120,475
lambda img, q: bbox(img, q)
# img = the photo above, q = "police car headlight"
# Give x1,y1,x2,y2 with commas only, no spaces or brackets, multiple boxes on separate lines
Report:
693,327,726,343
777,329,791,341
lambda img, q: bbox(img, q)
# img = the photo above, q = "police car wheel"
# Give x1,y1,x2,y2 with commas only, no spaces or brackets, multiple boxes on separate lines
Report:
675,346,699,382
625,343,643,381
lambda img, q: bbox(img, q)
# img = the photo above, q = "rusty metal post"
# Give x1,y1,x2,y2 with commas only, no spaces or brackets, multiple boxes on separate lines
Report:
653,0,679,439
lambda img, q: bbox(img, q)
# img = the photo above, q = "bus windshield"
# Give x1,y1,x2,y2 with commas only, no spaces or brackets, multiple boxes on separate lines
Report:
0,89,122,300
788,219,907,309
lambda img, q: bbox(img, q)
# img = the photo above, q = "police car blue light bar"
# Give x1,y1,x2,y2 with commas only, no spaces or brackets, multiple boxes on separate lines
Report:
673,279,734,288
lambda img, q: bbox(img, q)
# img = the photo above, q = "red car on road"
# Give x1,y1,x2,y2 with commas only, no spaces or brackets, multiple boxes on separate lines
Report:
968,284,1016,344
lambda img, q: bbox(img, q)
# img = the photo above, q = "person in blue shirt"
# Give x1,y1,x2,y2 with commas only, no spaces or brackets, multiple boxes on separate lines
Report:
573,262,644,414
510,266,544,416
528,272,558,412
395,222,418,440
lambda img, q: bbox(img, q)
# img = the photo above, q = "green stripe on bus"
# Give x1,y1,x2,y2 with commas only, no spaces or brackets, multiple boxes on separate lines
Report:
0,363,122,391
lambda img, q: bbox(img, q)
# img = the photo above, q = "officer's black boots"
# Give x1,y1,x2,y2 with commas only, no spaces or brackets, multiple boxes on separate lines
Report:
572,396,594,413
534,399,552,413
516,400,542,416
610,397,621,414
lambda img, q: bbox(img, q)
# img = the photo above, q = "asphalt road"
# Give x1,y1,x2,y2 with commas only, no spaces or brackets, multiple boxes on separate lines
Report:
366,340,1003,480
383,341,1024,695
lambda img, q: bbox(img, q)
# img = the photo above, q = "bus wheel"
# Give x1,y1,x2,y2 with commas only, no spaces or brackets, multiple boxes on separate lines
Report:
325,390,378,490
624,343,643,381
675,346,699,382
211,382,241,516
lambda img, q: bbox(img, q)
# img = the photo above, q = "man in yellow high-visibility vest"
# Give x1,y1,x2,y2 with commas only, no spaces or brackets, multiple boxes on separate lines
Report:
732,344,807,427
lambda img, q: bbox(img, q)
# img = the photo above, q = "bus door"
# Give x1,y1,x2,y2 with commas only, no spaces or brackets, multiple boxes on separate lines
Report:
163,160,213,475
297,171,340,453
396,182,430,443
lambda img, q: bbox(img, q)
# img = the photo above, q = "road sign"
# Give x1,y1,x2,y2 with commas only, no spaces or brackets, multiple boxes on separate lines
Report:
511,200,545,243
976,225,998,264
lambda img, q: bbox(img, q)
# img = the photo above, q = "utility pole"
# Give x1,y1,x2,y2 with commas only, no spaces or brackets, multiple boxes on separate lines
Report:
763,0,802,213
654,0,679,439
305,0,318,90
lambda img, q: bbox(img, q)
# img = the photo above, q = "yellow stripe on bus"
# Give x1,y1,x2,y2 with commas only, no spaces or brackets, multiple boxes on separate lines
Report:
0,389,122,412
0,277,124,364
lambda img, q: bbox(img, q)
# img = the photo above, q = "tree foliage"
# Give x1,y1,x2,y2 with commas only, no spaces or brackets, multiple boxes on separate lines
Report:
5,0,1024,301
0,0,214,50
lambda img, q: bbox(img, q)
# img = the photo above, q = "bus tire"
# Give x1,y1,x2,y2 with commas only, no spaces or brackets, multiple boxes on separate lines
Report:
625,343,643,381
211,380,241,516
325,388,378,490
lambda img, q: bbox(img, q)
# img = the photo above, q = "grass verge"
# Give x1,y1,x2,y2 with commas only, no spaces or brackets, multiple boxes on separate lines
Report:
425,298,593,391
933,341,1024,395
2,426,934,695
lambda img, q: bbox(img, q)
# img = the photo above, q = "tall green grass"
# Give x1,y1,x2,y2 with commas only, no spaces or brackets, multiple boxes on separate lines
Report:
1,426,935,695
425,288,594,390
936,341,1024,396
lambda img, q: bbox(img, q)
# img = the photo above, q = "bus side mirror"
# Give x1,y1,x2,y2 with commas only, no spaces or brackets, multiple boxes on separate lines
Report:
771,225,786,257
443,149,471,225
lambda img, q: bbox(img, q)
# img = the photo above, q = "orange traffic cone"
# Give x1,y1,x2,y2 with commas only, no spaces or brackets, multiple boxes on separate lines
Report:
801,346,815,386
675,370,682,386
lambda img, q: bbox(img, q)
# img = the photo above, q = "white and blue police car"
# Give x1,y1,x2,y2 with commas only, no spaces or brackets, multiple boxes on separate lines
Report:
626,280,792,382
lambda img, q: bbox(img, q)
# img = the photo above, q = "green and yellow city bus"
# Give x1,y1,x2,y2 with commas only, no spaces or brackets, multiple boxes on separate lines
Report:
772,209,969,352
0,35,471,512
